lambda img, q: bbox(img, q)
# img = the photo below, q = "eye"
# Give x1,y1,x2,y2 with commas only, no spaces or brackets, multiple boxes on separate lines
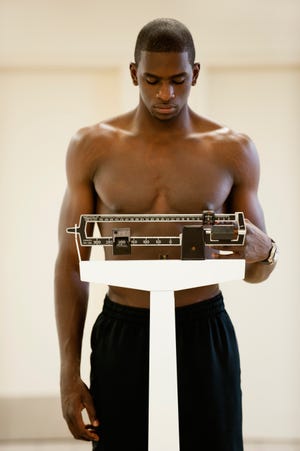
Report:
145,77,159,85
172,78,186,85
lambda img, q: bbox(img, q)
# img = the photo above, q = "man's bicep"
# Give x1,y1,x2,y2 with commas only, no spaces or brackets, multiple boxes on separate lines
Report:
227,135,267,232
57,182,96,263
229,185,267,233
58,130,98,252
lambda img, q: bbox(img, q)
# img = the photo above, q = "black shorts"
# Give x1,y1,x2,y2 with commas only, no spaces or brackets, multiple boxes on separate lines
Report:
90,293,243,451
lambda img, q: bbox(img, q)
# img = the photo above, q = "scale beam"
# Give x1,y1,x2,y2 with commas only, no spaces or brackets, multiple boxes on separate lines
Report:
66,211,246,256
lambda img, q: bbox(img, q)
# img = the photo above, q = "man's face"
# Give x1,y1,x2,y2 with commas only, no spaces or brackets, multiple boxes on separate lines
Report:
131,51,200,121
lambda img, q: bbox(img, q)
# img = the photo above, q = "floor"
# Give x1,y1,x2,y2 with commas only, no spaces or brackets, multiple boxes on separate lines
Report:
0,440,299,451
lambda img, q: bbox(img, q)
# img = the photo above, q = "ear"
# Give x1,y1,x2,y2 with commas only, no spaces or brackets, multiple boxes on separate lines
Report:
191,63,200,86
129,62,139,86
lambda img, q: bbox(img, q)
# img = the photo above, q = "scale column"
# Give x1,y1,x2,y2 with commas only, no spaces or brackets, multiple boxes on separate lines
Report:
148,290,180,451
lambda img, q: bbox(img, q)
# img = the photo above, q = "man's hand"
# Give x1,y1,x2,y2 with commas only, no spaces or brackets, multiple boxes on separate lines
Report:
61,376,100,442
212,219,272,264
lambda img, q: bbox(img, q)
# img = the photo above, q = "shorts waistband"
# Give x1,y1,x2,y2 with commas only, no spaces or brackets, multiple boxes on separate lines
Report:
102,292,224,323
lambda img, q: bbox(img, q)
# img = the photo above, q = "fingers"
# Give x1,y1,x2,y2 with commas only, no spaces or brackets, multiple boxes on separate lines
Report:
211,218,270,263
62,383,100,442
83,396,100,440
65,403,100,442
211,248,243,260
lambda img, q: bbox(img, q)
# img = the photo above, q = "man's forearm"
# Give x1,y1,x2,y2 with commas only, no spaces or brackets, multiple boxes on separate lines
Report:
54,261,89,377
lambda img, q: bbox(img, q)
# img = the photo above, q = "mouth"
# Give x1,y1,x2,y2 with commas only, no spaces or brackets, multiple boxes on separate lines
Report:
153,104,177,115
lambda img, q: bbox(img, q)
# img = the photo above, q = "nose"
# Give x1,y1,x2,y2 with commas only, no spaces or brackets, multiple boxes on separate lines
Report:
156,82,175,102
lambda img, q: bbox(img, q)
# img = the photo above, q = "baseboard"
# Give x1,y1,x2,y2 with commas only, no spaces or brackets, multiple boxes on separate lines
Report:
1,397,300,444
245,437,300,444
0,397,70,441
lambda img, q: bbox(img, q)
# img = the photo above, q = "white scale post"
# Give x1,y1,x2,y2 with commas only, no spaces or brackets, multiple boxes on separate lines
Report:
67,212,246,451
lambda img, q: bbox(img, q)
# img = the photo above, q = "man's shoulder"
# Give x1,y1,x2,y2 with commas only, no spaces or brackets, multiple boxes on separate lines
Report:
198,117,255,153
211,126,258,164
193,115,252,145
191,115,259,169
73,119,125,145
68,112,135,155
210,126,259,180
219,129,257,158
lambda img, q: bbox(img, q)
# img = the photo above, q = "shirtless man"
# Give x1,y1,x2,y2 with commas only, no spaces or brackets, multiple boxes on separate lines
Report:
55,18,277,451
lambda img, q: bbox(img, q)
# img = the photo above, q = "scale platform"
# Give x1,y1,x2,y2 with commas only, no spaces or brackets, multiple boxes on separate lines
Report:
79,258,245,290
80,258,245,451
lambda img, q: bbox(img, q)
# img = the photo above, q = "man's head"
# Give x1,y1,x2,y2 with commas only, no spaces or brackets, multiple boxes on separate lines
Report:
130,18,200,122
134,18,196,67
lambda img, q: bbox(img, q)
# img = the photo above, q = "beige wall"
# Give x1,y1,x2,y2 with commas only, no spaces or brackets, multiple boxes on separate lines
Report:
205,66,300,439
1,63,299,442
0,67,122,397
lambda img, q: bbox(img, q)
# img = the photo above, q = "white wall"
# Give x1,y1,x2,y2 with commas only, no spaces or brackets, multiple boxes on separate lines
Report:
1,0,299,66
205,66,300,439
0,67,122,397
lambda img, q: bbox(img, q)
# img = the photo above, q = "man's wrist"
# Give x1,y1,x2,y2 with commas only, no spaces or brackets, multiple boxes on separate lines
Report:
60,359,81,378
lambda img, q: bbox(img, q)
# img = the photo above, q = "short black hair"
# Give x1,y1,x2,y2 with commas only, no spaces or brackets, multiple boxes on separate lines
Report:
134,18,196,66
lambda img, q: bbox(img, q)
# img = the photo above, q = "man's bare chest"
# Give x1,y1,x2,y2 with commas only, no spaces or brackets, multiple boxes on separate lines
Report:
93,141,233,214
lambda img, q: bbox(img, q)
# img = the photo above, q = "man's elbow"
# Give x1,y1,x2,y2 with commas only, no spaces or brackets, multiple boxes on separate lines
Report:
244,262,277,284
